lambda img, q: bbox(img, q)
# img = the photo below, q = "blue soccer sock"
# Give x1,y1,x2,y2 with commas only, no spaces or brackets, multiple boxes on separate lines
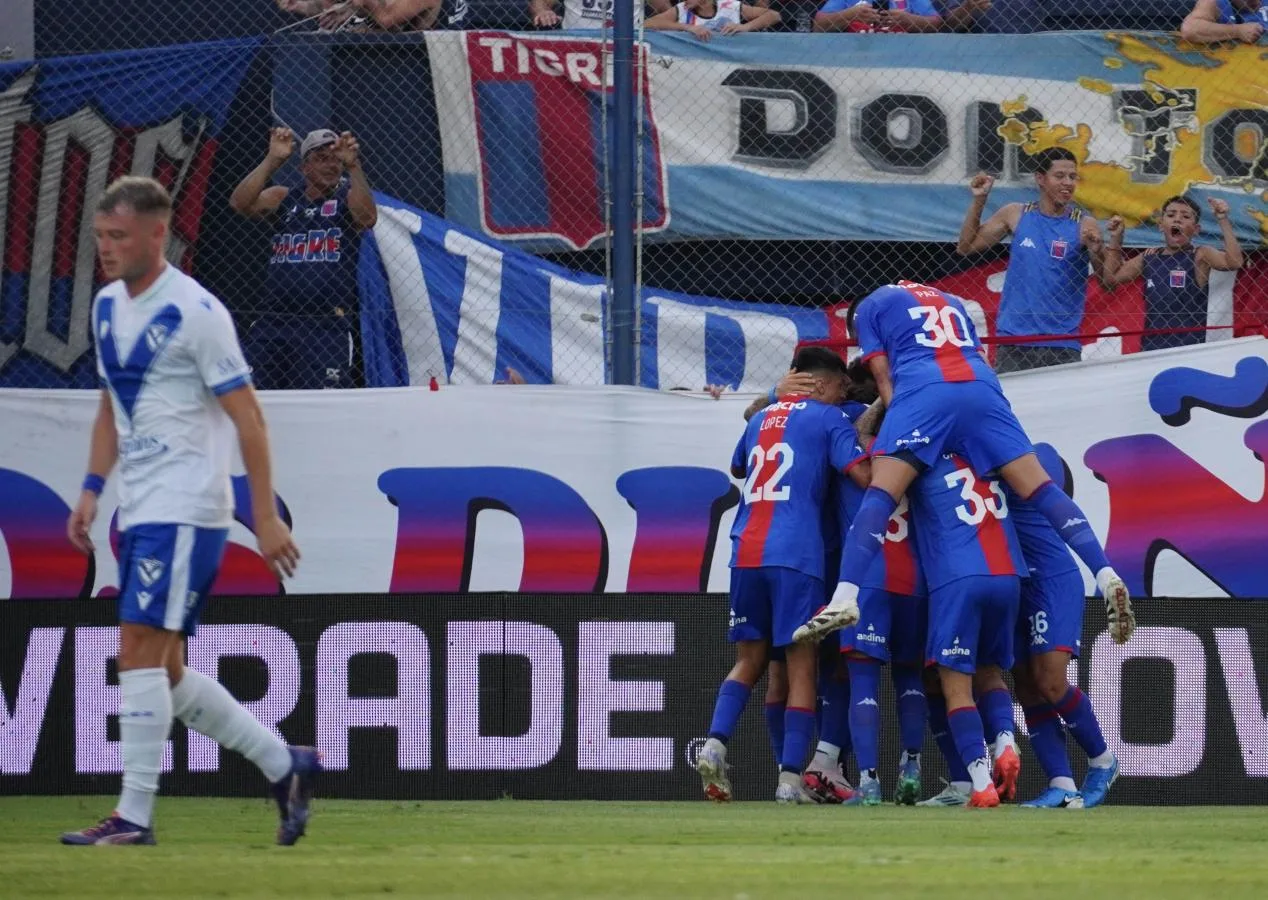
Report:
947,705,993,792
707,679,752,744
1026,481,1113,579
929,695,970,784
892,665,928,755
838,488,898,589
976,688,1017,754
781,706,816,773
1055,686,1112,765
763,701,786,764
818,674,851,759
1023,703,1075,787
846,659,882,775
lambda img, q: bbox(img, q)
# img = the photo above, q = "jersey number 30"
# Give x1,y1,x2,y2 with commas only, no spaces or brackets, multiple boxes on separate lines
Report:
910,305,974,349
744,443,794,503
945,467,1008,525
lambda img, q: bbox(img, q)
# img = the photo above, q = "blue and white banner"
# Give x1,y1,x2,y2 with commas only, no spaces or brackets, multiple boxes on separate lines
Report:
357,193,828,389
426,30,1268,251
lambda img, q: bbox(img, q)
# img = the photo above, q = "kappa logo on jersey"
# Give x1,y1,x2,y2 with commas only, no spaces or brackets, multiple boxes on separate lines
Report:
1020,237,1037,249
1050,240,1069,260
465,32,669,250
145,323,170,353
1170,269,1187,288
137,557,164,587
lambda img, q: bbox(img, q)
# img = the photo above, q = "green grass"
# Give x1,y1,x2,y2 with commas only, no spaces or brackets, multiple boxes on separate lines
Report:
3,798,1268,898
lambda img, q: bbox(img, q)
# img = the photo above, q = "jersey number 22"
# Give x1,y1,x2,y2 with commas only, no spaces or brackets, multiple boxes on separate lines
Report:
744,443,794,503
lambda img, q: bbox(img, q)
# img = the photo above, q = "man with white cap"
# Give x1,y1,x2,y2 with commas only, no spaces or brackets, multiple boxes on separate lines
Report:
230,127,377,389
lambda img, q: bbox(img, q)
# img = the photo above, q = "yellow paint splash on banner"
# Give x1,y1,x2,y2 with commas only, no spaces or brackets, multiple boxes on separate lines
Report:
994,34,1268,244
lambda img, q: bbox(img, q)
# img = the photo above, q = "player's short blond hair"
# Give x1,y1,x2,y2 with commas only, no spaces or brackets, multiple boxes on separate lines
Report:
97,176,173,218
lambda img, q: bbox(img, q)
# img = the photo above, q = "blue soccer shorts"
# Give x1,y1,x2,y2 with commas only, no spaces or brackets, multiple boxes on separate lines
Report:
872,380,1034,476
1015,569,1086,662
839,589,928,665
729,566,824,648
926,575,1020,674
117,523,229,636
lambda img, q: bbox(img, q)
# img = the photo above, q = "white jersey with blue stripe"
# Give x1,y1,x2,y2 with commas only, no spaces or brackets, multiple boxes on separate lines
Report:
92,265,253,531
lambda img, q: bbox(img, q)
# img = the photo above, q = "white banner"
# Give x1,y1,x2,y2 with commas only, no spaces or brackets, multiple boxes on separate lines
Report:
2,337,1267,600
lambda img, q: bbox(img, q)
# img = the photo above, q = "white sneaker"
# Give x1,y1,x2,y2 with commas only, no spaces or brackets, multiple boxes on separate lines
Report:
696,738,732,802
775,772,812,805
1098,571,1135,645
916,781,971,807
792,585,861,642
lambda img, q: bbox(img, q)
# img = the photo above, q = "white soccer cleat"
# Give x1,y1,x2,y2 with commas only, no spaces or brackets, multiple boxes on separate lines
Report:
1098,571,1135,645
775,772,812,805
696,738,732,802
802,764,856,804
793,590,860,643
916,781,971,807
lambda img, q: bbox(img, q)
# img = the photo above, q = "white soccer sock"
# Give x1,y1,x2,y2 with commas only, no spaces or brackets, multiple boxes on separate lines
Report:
991,731,1018,759
813,742,841,767
1051,776,1078,793
966,757,993,793
116,668,173,829
171,668,292,783
1088,750,1115,769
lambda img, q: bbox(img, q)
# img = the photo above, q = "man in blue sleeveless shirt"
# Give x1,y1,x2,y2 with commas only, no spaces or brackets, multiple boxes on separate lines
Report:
1181,0,1266,44
1101,195,1244,351
957,148,1107,373
230,127,378,389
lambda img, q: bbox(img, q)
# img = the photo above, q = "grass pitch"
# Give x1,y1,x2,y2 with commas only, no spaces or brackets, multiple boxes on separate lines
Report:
2,797,1267,899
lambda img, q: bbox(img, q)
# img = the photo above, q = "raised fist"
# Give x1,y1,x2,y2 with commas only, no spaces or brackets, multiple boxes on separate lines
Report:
268,127,294,162
1207,197,1231,219
969,173,995,198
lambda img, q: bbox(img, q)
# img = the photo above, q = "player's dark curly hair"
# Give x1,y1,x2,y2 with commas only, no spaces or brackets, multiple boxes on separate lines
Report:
790,345,847,376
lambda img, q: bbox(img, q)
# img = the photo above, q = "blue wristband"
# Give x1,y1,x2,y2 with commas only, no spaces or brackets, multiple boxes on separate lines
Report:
767,387,779,404
82,474,106,496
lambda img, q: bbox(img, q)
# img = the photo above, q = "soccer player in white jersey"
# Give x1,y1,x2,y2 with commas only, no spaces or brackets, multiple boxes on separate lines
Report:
59,176,319,847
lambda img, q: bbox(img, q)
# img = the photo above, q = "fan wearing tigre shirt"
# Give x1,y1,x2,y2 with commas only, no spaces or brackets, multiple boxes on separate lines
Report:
646,0,782,35
61,177,318,848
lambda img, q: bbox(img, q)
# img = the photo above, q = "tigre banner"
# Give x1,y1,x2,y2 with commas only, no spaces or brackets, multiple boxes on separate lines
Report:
427,31,1268,251
2,338,1268,600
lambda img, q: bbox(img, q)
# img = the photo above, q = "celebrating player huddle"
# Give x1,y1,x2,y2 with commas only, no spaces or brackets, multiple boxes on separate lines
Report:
701,280,1135,809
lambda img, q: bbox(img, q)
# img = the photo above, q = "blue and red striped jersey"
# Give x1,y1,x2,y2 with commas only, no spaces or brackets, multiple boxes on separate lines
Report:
1004,487,1080,580
730,397,867,579
837,481,927,597
908,452,1027,590
853,281,998,396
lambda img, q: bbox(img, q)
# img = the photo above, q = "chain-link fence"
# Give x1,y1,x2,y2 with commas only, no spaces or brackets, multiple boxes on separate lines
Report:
2,1,1266,391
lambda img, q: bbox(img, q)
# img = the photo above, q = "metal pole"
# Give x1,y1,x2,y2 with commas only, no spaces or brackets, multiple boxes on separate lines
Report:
609,0,637,386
